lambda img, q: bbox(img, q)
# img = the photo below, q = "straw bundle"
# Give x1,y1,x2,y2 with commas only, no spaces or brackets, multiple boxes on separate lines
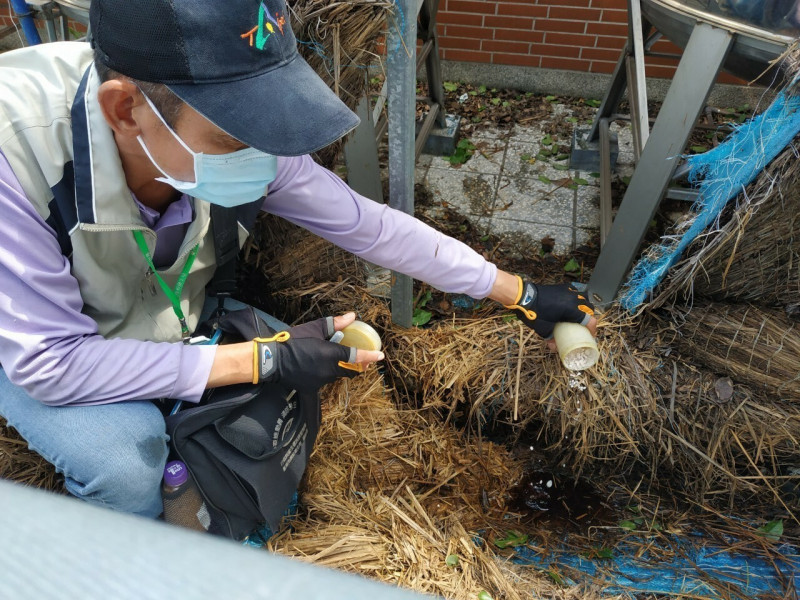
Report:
292,0,390,107
651,136,800,310
660,302,800,400
0,420,62,493
265,277,800,509
643,344,800,511
269,369,545,600
290,0,393,168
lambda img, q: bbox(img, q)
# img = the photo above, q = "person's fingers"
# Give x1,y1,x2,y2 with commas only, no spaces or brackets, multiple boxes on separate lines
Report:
586,316,598,337
332,312,356,332
354,348,385,365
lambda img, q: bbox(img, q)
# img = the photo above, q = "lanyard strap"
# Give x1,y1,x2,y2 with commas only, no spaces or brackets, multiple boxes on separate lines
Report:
132,230,200,339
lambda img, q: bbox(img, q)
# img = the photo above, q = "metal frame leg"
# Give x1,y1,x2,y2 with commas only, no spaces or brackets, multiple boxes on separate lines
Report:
419,0,446,128
387,0,417,327
344,92,384,204
627,0,651,157
598,118,613,247
587,22,734,307
586,45,629,143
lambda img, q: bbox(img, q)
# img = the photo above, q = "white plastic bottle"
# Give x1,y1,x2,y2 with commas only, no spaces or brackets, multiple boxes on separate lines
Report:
553,322,599,371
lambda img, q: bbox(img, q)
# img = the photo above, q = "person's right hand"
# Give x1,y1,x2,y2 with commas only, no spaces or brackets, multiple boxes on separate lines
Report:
504,276,595,339
253,314,384,390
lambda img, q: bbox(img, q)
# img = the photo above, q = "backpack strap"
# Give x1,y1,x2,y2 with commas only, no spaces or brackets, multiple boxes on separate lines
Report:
207,200,263,315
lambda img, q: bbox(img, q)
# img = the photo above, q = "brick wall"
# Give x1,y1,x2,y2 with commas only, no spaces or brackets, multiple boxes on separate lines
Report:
437,0,743,83
1,0,742,84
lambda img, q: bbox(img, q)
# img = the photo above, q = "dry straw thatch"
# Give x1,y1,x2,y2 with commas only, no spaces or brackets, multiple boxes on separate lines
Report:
662,301,800,399
280,278,800,513
650,134,800,312
290,0,394,168
268,370,542,600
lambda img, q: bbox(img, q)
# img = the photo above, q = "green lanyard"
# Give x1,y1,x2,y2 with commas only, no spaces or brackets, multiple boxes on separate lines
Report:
132,230,200,339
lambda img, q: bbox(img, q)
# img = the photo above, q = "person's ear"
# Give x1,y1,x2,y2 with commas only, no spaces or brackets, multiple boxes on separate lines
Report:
96,79,144,139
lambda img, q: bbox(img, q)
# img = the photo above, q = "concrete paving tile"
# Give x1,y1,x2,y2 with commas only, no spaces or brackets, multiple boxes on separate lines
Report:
509,123,547,143
576,187,600,228
466,126,511,141
575,227,598,248
415,163,429,185
424,168,498,218
504,142,572,179
416,153,434,169
495,176,575,228
489,217,575,255
616,150,636,167
427,138,505,175
610,122,636,155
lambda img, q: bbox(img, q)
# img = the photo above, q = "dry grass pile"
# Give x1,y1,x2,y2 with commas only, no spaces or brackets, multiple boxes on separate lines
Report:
272,279,800,512
268,369,547,600
651,135,800,311
290,0,393,168
662,302,800,399
0,420,61,493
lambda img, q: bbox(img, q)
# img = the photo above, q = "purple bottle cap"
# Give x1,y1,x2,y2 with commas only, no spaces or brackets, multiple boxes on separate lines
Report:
164,460,189,487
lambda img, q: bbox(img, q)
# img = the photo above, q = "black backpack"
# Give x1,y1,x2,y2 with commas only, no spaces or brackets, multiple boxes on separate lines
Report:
165,204,319,540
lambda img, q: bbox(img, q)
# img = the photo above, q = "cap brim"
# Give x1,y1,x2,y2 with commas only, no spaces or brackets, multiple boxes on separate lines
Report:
167,54,360,156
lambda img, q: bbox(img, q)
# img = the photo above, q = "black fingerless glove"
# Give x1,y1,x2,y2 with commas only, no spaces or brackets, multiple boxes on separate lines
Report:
253,317,361,392
504,275,595,339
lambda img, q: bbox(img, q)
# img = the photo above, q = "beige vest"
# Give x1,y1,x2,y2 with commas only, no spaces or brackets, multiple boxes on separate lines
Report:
0,42,252,342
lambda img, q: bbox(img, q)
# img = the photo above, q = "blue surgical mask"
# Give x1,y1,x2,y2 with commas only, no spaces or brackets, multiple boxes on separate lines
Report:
136,93,277,207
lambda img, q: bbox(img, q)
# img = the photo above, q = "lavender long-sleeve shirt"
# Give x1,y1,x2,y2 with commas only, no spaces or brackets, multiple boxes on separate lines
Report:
0,152,496,406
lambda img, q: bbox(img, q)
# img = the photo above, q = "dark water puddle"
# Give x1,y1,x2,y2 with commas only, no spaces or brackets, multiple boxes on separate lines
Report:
510,470,613,531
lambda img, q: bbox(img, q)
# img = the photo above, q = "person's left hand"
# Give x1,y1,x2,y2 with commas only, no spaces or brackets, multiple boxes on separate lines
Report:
253,313,383,391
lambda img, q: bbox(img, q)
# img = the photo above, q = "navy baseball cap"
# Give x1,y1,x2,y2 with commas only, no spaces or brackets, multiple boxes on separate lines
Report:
90,0,360,156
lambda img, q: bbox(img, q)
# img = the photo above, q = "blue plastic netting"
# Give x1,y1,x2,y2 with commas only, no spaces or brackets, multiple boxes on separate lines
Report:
512,534,799,598
620,90,800,311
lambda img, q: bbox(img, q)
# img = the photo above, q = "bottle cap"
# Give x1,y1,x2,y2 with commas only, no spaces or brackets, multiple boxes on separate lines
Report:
339,321,382,352
164,460,189,487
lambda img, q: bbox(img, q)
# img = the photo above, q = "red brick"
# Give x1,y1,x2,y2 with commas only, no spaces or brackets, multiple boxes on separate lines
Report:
549,6,602,21
444,24,488,39
589,61,617,74
581,46,621,61
595,35,626,49
496,3,548,18
530,43,581,58
492,52,541,68
650,38,683,55
646,54,680,67
601,8,629,23
447,0,497,14
438,11,484,27
481,39,530,53
535,19,587,33
494,28,544,42
484,15,534,29
645,64,677,79
536,0,590,5
586,22,627,36
544,32,597,47
440,36,483,51
590,0,626,7
541,56,592,71
441,48,493,63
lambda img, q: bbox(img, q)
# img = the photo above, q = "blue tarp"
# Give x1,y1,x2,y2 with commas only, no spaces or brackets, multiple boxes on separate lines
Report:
510,534,799,598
